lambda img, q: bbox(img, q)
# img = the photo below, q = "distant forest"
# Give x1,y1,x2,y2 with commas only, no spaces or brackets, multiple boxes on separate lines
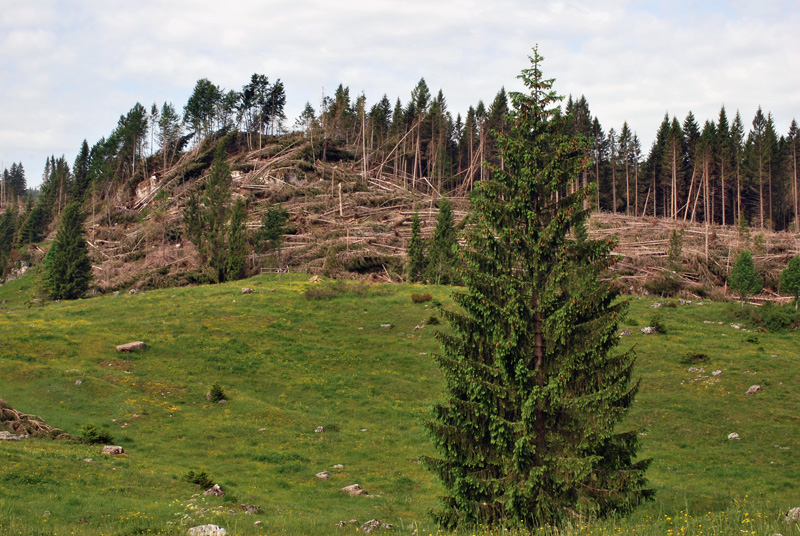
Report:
2,72,800,236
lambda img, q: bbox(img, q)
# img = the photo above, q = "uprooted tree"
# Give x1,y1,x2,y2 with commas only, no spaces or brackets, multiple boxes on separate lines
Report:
423,48,652,529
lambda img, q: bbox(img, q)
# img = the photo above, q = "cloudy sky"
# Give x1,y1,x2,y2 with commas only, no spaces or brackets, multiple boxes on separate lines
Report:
2,0,799,187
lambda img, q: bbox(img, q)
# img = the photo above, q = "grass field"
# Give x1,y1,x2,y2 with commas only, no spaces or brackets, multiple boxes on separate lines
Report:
0,273,798,536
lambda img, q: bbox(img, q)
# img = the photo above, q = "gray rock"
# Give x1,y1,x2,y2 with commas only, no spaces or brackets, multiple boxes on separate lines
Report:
332,464,344,470
341,484,368,496
102,445,125,455
75,379,83,385
241,287,254,294
745,385,762,395
712,370,722,376
129,288,139,295
619,329,632,336
241,504,259,514
785,507,800,523
314,426,325,433
187,525,228,536
315,471,331,479
380,323,393,328
728,432,740,440
116,341,146,352
204,484,224,497
0,431,21,441
641,326,657,334
651,302,662,308
361,519,392,534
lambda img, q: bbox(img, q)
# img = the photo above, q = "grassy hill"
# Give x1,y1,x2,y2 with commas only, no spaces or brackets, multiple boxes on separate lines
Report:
1,274,798,535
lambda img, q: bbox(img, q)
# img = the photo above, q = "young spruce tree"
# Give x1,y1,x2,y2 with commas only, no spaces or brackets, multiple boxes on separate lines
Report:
44,202,93,299
423,49,651,529
406,210,426,282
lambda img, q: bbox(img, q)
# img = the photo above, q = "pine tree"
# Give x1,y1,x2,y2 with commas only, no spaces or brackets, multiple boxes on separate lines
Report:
44,202,93,300
729,250,762,305
423,49,652,529
406,210,426,282
226,199,248,281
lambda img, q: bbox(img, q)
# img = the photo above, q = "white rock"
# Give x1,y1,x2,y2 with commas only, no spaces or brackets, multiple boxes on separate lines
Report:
785,507,800,523
316,471,331,479
745,385,762,395
728,432,740,440
187,525,228,536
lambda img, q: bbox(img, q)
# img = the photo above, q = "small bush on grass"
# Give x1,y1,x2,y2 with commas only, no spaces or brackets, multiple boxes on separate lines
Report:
209,382,227,403
80,423,114,445
426,314,440,325
183,469,214,489
680,353,709,365
649,311,667,334
411,293,432,303
644,271,682,297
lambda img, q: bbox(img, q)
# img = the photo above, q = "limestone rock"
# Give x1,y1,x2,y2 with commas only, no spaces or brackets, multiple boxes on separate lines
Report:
341,484,368,496
314,426,325,433
116,341,146,352
619,329,632,336
0,431,21,440
316,471,331,479
361,519,392,534
187,525,228,536
380,323,393,329
641,326,657,334
337,520,359,527
332,464,344,470
745,385,762,395
102,445,125,455
204,484,224,497
728,432,740,440
785,507,800,523
240,504,260,514
712,370,722,376
241,288,254,294
129,288,139,295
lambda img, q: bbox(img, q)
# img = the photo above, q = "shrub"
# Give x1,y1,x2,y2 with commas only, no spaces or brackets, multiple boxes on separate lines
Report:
80,423,114,445
209,382,226,403
680,353,709,365
411,293,432,303
644,271,681,297
649,311,667,334
426,314,441,325
184,469,214,489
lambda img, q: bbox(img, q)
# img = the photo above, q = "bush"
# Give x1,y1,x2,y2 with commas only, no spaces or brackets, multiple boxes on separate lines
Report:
680,353,709,365
426,314,441,325
80,423,114,445
644,272,681,297
649,311,667,334
411,293,432,303
727,301,800,332
209,382,226,403
184,469,214,489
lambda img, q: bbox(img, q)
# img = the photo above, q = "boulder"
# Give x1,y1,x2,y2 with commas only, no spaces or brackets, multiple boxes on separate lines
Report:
116,341,146,352
641,326,657,334
129,288,139,295
332,464,344,470
361,519,392,534
341,484,368,496
712,370,723,376
745,385,762,395
728,432,740,440
315,471,331,479
785,507,800,523
204,484,224,497
314,426,325,433
241,288,254,294
619,329,632,336
240,504,260,514
187,525,228,536
0,431,21,441
102,445,125,455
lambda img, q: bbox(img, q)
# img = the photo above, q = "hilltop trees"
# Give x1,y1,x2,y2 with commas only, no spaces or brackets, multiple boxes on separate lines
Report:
424,49,651,529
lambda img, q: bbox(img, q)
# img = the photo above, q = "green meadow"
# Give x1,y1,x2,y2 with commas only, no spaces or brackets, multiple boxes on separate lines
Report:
0,273,798,535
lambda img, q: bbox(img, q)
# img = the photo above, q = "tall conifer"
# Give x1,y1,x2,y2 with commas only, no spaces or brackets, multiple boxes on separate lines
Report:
423,49,651,529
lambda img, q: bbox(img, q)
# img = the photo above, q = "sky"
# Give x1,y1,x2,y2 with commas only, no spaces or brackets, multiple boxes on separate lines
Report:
2,0,799,187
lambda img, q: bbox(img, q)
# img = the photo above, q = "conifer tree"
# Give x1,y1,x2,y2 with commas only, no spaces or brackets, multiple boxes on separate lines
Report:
406,210,426,282
423,49,651,529
729,250,761,305
425,197,459,285
780,255,800,309
44,202,93,300
226,199,248,280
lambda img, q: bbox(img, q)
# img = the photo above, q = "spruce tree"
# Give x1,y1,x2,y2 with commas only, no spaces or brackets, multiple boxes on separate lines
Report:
226,199,248,280
729,250,762,305
44,202,93,300
406,210,426,282
423,49,651,529
425,197,459,285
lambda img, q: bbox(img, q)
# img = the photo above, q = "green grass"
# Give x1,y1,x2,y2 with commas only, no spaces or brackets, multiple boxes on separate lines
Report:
0,280,798,535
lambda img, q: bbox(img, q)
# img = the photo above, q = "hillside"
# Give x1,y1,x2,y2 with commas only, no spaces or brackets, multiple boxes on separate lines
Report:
15,130,796,301
1,273,799,535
